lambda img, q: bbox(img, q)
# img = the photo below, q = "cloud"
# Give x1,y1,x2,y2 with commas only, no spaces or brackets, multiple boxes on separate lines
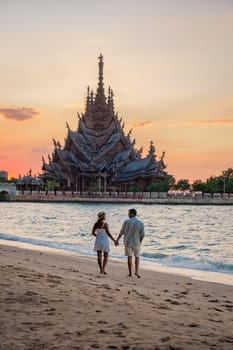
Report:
190,118,233,126
0,107,39,121
131,121,152,128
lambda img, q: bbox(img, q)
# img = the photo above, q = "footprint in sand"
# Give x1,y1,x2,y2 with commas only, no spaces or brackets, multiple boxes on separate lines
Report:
165,298,181,305
223,304,233,311
208,299,219,303
113,331,126,337
180,290,189,295
25,291,38,296
188,323,200,328
202,293,210,297
103,284,111,290
99,329,109,334
97,320,108,324
40,298,49,304
117,322,128,329
209,318,223,323
213,307,224,312
161,336,170,343
157,305,171,310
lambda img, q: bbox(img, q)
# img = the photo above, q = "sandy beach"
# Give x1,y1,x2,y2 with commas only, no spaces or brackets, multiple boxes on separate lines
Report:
0,244,233,350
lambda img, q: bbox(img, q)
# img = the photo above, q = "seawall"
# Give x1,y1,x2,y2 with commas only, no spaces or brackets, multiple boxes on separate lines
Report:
9,192,233,205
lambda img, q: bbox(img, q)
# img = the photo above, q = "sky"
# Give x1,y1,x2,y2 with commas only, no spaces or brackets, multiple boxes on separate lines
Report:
0,0,233,182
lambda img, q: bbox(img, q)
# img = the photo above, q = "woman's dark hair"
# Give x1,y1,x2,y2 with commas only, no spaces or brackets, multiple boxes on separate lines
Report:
94,217,105,229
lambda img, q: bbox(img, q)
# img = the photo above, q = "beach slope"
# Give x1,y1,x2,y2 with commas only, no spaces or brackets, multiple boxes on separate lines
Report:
0,244,233,349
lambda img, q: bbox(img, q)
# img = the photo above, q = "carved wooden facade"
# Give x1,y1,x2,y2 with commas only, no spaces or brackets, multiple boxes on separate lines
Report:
41,55,167,191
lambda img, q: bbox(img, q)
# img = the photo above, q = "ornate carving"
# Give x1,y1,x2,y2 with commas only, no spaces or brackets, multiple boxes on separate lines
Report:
41,55,167,189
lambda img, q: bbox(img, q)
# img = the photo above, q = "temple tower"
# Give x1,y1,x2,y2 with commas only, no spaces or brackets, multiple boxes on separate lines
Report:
41,55,167,192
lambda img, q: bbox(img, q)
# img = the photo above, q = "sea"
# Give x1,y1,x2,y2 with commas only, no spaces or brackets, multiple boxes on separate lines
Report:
0,202,233,285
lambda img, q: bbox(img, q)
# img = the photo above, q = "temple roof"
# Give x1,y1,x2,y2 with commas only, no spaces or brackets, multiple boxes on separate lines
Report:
41,55,167,186
113,155,165,183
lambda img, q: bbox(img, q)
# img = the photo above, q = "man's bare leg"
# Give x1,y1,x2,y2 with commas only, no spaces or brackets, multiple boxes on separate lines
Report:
97,251,103,273
135,256,141,278
127,256,133,276
102,252,108,274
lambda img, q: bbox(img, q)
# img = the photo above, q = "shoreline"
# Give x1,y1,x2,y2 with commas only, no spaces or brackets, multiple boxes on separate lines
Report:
1,238,233,287
1,243,233,349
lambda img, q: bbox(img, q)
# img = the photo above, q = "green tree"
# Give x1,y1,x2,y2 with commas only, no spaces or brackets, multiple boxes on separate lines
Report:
8,177,18,183
147,175,176,192
225,177,233,193
205,176,222,194
175,179,191,191
45,180,59,191
128,186,140,193
147,182,169,192
165,175,176,190
221,168,233,193
192,180,207,193
222,168,233,178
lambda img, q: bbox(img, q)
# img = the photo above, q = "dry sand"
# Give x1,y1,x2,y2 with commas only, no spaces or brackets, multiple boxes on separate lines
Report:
0,243,233,350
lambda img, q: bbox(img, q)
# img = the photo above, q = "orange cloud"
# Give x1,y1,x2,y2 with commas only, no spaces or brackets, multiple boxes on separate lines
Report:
0,107,39,121
190,118,233,126
130,120,152,128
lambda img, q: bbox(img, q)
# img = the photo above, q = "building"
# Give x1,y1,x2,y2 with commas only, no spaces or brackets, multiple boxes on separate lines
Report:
0,170,8,181
41,55,167,192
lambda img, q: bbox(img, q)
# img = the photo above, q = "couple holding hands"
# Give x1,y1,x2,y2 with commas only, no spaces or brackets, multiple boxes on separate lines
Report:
92,208,145,278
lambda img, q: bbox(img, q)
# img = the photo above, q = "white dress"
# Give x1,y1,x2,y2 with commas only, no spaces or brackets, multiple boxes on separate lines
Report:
93,222,110,253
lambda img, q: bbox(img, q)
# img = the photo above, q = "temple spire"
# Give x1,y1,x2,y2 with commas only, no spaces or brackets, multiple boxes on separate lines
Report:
97,53,104,95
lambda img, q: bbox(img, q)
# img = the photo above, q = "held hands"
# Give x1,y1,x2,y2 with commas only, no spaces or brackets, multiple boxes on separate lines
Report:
114,240,119,246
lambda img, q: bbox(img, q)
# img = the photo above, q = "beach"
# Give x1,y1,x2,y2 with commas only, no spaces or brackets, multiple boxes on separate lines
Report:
0,244,233,350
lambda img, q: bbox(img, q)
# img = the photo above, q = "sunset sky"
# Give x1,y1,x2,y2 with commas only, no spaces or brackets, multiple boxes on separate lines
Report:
0,0,232,182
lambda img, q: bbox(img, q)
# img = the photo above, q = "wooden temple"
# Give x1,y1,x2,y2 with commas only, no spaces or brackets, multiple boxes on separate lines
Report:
41,55,167,192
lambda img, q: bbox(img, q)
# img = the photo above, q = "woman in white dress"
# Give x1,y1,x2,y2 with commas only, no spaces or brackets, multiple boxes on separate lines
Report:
92,211,117,274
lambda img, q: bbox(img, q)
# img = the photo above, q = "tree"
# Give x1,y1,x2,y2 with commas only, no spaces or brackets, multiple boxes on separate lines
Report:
175,179,191,191
165,175,176,190
8,177,18,183
147,175,176,192
222,168,233,178
192,180,207,193
45,180,59,192
205,176,222,194
225,177,233,193
147,182,169,192
221,168,233,193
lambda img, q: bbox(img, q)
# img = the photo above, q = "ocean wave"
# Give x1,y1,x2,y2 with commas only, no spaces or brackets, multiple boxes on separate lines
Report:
0,232,92,256
1,232,233,275
142,251,233,274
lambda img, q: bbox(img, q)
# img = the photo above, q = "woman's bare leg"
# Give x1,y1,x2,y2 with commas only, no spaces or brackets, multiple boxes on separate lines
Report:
97,251,103,273
102,252,108,274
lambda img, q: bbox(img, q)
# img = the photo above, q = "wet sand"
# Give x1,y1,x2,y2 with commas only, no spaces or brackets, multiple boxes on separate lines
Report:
0,244,233,349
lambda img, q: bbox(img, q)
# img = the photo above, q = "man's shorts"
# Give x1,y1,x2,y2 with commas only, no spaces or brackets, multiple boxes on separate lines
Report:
125,245,140,257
